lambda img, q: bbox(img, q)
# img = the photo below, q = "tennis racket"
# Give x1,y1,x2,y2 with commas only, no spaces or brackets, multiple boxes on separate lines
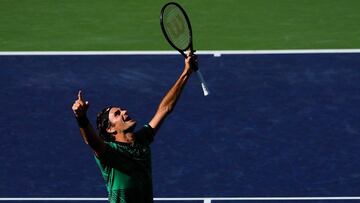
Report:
160,2,210,96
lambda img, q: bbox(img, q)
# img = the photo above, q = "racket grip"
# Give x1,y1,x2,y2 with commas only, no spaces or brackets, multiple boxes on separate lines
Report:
196,70,210,96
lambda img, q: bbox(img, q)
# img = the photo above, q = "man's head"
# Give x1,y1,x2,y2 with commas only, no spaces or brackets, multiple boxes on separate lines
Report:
96,106,137,142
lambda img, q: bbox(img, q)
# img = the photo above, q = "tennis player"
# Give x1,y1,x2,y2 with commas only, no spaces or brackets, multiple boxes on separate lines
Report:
72,53,197,203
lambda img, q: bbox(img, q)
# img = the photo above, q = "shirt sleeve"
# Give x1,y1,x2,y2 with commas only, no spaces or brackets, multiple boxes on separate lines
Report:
135,124,155,145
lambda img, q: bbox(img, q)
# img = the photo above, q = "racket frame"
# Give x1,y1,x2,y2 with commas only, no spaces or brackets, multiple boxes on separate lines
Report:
160,2,193,58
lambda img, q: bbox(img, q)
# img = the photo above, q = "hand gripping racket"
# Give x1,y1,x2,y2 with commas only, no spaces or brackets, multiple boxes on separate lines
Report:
160,2,210,96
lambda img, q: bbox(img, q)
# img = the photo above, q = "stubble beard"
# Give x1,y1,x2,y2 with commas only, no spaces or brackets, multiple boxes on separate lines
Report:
123,120,137,134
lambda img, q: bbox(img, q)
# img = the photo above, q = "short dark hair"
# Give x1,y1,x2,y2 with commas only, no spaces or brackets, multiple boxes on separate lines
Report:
96,106,115,142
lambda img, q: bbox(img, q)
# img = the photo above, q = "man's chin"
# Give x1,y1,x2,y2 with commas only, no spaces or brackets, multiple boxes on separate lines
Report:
124,121,137,133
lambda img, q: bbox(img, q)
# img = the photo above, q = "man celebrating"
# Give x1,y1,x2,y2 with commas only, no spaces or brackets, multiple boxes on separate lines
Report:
72,53,197,203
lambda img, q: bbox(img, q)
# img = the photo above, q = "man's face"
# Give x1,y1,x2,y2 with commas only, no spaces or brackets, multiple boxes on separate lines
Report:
107,107,136,134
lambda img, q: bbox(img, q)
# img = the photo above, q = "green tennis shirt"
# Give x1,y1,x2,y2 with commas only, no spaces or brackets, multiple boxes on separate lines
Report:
94,125,154,203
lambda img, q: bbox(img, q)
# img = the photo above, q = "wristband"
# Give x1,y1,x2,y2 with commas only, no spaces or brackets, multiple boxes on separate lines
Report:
76,116,89,128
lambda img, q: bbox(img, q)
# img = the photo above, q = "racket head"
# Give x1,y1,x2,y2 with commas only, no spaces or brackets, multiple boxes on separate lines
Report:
160,2,193,57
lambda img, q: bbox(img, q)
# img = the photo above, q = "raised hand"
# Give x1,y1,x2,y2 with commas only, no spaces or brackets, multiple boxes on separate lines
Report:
72,90,89,118
185,52,198,72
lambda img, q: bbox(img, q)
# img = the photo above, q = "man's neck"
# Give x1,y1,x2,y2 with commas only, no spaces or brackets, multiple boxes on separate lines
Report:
114,132,135,144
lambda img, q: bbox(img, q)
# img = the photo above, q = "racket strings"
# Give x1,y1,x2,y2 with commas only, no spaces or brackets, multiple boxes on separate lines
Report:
162,5,190,50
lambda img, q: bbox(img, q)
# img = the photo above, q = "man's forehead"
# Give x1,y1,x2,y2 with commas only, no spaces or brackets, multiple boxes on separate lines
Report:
109,107,121,114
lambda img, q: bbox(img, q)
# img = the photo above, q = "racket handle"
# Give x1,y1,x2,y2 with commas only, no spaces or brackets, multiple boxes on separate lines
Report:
195,70,210,96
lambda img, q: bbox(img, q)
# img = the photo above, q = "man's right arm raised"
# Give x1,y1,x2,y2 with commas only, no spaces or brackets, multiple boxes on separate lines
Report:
72,90,106,157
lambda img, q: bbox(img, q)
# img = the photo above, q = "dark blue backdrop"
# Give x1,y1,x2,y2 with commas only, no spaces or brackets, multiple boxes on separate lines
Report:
0,53,359,199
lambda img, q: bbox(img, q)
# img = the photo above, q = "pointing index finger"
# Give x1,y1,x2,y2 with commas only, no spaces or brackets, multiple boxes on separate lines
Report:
78,90,84,101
